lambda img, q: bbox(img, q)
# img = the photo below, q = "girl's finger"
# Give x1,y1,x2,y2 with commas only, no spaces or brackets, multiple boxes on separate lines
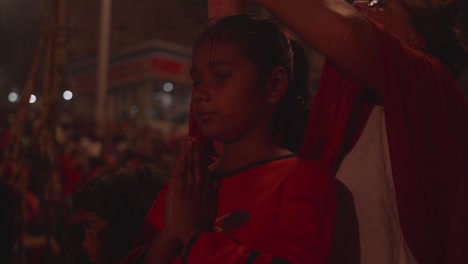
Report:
172,137,188,194
194,140,203,186
201,140,211,185
172,136,189,178
185,137,195,189
209,180,221,221
212,180,221,200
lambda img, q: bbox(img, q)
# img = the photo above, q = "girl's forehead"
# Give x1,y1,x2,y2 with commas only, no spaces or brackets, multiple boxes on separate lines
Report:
193,36,246,61
197,28,248,50
197,32,238,49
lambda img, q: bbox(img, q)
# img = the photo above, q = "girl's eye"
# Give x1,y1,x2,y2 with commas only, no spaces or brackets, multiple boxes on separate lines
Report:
192,80,201,88
216,73,231,80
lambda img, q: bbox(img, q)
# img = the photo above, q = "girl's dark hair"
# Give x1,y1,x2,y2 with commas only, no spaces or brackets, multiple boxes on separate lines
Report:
408,1,467,78
197,15,311,153
74,164,165,263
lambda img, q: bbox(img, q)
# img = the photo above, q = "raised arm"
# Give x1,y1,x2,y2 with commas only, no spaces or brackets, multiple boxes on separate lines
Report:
255,0,380,90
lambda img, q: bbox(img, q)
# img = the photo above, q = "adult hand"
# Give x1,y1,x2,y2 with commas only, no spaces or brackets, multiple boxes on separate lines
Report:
208,0,248,23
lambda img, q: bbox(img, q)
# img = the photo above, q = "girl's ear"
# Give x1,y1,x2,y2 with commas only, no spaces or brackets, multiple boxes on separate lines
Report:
265,67,288,104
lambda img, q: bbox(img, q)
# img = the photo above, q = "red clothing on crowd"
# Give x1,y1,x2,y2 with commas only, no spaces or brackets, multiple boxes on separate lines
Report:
61,155,82,197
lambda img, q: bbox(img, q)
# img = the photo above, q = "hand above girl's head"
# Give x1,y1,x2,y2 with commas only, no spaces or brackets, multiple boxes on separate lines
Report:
208,0,248,23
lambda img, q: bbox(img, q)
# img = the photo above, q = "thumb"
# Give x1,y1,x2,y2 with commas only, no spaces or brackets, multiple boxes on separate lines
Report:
211,180,221,207
209,180,221,225
213,180,221,195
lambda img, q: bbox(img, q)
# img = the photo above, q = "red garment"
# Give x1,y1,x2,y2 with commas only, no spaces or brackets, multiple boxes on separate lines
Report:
300,20,468,263
61,155,82,197
124,156,335,263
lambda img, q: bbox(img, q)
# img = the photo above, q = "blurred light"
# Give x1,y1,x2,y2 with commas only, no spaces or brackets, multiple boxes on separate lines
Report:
29,94,36,104
163,82,174,93
8,92,18,102
63,90,73,100
130,105,139,116
155,92,173,108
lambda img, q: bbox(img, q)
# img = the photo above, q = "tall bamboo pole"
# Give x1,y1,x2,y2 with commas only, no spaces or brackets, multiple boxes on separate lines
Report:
0,34,46,184
42,0,67,260
10,4,52,262
96,0,112,136
0,0,69,261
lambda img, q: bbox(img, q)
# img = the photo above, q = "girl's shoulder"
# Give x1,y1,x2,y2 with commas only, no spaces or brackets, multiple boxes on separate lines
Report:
289,156,334,183
295,156,329,172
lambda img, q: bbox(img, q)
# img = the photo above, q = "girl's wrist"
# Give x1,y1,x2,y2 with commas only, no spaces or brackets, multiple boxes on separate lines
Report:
158,229,181,245
181,230,204,246
144,230,183,263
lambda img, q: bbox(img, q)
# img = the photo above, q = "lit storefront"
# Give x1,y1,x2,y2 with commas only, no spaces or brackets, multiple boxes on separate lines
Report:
68,40,192,125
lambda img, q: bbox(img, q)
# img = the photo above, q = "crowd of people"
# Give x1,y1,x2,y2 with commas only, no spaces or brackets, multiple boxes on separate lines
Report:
0,111,185,263
1,0,467,263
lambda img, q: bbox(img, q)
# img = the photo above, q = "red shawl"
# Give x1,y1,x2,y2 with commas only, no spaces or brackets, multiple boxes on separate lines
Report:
300,20,468,263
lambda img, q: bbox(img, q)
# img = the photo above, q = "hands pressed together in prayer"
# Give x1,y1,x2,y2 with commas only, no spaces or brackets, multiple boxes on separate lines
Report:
163,137,219,246
143,137,219,263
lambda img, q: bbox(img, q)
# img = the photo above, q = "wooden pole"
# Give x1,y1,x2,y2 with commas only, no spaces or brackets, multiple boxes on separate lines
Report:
42,0,67,260
96,0,112,136
0,31,46,184
0,0,69,261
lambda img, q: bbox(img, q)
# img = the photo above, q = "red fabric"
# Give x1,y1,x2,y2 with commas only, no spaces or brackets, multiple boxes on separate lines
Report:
301,20,468,263
60,155,82,196
124,157,335,264
299,60,374,173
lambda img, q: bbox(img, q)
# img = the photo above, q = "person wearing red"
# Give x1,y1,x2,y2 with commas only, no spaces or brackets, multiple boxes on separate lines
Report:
251,0,467,263
123,15,336,264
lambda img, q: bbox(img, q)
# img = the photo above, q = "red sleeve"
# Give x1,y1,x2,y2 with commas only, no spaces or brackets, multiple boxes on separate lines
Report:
299,51,374,173
302,17,468,264
181,163,336,264
369,21,468,264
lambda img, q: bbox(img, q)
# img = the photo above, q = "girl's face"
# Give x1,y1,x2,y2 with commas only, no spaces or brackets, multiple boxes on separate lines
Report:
76,208,109,264
190,36,273,143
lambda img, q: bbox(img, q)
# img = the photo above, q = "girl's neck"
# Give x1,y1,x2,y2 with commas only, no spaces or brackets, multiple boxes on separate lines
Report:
217,133,292,174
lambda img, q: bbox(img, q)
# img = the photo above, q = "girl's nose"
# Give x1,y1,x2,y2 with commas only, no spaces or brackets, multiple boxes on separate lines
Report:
193,84,212,102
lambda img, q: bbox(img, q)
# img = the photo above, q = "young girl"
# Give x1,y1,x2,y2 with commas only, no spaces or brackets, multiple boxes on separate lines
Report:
123,15,336,264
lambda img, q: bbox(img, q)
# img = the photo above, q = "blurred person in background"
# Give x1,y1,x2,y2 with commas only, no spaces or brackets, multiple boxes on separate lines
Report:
72,164,166,264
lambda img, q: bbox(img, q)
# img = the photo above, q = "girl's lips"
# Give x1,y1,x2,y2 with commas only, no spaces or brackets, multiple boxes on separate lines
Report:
197,112,217,122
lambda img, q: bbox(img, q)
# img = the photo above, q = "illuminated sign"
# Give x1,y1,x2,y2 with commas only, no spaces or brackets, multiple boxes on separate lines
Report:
69,51,191,92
